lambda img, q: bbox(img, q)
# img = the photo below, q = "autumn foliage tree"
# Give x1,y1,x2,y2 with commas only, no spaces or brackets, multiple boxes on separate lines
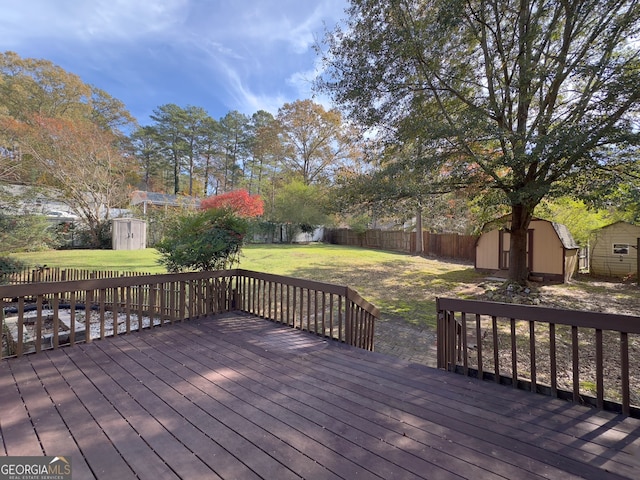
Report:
277,99,356,186
200,189,264,218
1,114,134,247
1,51,136,248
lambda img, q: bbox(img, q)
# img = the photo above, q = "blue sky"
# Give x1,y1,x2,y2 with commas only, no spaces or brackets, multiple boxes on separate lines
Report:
1,0,348,125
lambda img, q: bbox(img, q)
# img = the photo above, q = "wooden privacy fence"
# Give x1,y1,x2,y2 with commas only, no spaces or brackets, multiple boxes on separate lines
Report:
1,269,378,359
437,297,640,417
325,228,477,261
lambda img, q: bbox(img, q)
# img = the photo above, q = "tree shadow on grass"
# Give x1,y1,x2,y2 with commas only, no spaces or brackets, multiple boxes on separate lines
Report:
289,260,483,330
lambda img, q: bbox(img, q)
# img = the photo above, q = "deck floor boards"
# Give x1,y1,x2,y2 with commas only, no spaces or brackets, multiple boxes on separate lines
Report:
2,312,640,480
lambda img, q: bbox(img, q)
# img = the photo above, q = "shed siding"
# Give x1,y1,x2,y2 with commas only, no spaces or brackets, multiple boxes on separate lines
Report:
531,221,563,275
564,250,579,282
475,229,500,269
590,223,640,277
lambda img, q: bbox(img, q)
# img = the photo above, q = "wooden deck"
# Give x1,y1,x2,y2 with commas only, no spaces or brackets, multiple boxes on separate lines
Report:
2,313,639,480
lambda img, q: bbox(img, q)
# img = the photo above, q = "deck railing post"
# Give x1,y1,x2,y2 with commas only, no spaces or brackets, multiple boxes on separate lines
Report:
345,288,353,346
230,276,239,311
448,311,457,372
436,298,444,369
437,297,458,371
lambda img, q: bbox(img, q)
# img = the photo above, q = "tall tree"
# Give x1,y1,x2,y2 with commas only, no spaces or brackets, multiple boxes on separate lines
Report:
148,104,188,195
199,116,222,196
0,51,136,248
0,51,92,122
181,105,210,196
129,125,168,191
2,115,134,247
246,110,283,195
216,111,251,192
0,51,135,184
277,99,354,185
319,0,640,283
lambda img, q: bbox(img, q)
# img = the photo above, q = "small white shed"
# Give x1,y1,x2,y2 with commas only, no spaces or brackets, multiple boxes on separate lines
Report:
112,218,147,250
590,221,640,277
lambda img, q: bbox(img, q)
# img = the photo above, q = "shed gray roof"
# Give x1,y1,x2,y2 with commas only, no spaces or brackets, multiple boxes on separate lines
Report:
551,222,580,250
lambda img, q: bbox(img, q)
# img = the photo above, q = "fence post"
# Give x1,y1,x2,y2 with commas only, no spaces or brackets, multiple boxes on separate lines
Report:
436,297,459,371
436,297,444,369
229,272,239,311
345,287,353,346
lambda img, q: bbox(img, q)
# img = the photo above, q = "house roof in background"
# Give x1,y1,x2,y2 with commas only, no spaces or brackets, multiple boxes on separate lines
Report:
130,190,200,209
593,220,640,231
0,183,74,216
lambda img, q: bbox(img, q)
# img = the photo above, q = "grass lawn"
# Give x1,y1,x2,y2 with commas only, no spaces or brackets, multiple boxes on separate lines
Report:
11,244,484,329
12,249,167,273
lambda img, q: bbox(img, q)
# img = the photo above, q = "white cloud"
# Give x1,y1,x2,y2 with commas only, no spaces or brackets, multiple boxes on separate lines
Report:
217,61,288,116
287,67,317,98
1,0,348,121
0,0,188,45
82,0,188,39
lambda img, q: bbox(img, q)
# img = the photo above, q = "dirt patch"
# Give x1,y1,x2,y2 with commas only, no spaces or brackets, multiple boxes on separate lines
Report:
462,273,639,314
537,275,639,316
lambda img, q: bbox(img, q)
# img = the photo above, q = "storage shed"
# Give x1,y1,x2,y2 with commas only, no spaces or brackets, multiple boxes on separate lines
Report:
112,218,147,250
475,218,579,282
589,221,640,278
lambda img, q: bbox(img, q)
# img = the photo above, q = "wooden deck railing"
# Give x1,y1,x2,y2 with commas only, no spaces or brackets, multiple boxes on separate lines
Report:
437,297,640,417
0,269,378,359
234,270,378,350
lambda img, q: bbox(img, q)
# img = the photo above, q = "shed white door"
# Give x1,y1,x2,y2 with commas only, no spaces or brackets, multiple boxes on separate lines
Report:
113,219,146,250
498,229,533,270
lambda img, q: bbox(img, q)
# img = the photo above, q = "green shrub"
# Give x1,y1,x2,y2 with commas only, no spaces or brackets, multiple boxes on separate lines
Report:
0,256,28,285
155,209,248,272
249,220,280,243
73,220,113,249
0,214,59,253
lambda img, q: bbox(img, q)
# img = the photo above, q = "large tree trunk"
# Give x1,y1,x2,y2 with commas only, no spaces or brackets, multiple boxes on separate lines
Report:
173,153,180,195
509,203,533,285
